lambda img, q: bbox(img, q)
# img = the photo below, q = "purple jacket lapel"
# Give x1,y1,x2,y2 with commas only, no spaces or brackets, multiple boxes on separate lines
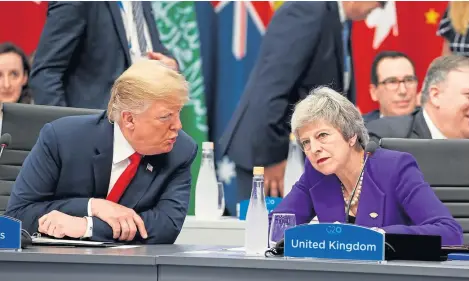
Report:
309,165,385,226
355,168,385,227
309,175,346,223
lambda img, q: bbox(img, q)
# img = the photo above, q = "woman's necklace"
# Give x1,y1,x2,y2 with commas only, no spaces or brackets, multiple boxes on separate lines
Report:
341,152,365,211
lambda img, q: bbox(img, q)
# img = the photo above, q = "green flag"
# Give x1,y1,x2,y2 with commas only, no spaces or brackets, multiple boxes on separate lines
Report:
152,1,208,215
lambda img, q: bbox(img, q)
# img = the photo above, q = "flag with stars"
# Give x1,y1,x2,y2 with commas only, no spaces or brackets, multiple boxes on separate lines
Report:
200,1,279,215
0,1,47,55
352,1,448,114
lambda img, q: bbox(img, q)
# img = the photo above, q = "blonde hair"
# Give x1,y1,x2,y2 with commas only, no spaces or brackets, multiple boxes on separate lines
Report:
449,2,469,36
107,60,189,122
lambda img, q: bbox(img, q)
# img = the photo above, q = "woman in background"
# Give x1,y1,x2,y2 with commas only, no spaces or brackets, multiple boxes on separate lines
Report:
270,86,463,245
0,42,32,104
438,2,469,57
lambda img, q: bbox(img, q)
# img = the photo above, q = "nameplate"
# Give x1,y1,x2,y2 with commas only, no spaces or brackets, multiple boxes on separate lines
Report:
284,223,385,261
238,197,282,220
0,215,22,250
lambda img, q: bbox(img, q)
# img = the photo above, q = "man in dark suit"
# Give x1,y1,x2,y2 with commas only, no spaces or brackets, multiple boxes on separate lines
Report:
363,51,418,124
30,1,177,109
6,60,196,243
367,55,469,144
219,1,383,201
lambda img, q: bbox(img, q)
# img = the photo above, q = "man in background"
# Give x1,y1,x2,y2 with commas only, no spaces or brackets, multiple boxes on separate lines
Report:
367,55,469,142
30,1,177,109
363,51,419,123
220,1,384,201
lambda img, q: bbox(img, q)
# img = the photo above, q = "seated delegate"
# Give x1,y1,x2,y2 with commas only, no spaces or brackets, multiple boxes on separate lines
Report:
270,86,463,245
5,60,197,244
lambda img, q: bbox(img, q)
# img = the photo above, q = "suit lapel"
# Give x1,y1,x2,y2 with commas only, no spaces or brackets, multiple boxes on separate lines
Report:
119,155,165,209
309,174,346,223
92,115,114,199
412,109,432,139
107,2,132,66
355,166,385,227
142,1,158,50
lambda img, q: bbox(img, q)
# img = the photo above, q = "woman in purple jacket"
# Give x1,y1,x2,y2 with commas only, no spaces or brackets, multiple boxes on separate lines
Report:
271,86,463,245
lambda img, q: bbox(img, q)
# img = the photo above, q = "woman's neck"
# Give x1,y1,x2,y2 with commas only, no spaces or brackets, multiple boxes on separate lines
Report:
335,148,364,194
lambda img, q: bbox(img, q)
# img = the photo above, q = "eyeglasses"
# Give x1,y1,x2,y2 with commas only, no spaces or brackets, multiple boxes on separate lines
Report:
378,76,418,91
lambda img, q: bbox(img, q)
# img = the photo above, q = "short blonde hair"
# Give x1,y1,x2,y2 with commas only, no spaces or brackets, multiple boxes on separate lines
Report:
107,60,189,122
291,86,369,149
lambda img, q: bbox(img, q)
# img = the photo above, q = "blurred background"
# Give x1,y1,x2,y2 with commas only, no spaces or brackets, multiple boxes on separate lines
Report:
0,1,450,215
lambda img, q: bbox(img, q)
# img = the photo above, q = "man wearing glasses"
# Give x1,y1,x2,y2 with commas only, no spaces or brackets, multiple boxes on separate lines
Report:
363,51,419,123
367,55,469,143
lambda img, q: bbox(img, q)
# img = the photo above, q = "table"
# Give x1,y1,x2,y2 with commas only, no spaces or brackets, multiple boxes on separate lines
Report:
176,216,245,246
0,245,209,281
1,245,469,281
156,248,469,281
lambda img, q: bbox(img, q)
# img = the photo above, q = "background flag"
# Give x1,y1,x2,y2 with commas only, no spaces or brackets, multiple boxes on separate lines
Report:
153,1,209,215
0,1,47,55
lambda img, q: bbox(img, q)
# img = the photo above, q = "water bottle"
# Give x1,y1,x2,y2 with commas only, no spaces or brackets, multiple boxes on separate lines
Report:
244,167,269,255
195,142,219,220
283,133,304,196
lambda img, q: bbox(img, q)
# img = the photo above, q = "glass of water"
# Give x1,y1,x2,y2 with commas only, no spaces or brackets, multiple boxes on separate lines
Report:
269,213,296,248
217,182,225,217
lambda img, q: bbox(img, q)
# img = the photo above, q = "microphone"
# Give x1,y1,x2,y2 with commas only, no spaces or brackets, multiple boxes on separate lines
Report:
345,141,378,224
0,133,12,159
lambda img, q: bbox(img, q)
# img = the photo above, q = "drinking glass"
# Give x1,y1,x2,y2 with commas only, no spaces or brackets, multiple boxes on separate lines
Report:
269,213,296,247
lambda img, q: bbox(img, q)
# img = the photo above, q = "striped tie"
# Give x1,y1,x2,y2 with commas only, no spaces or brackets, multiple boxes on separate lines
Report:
132,1,148,54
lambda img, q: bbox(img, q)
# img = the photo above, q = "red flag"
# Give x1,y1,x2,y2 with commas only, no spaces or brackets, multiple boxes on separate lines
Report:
352,1,448,114
0,1,48,55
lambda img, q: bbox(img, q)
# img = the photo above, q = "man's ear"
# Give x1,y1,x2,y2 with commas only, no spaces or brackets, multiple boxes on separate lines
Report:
121,111,135,130
370,84,379,102
428,85,442,108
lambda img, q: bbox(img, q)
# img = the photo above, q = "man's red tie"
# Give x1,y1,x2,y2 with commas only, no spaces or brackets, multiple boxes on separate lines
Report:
106,152,142,203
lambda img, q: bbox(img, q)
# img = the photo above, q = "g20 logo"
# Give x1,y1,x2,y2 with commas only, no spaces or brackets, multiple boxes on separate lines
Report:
326,225,342,234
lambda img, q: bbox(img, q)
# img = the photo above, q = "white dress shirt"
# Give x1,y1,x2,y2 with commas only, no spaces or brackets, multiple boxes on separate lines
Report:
119,1,154,63
83,122,135,238
423,108,447,139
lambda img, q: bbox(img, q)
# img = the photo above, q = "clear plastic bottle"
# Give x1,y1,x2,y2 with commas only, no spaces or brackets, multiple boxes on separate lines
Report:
283,133,304,196
244,167,269,255
194,142,219,220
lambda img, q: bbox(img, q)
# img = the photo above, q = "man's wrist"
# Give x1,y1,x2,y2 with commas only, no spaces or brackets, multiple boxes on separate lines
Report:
88,198,93,216
82,216,93,238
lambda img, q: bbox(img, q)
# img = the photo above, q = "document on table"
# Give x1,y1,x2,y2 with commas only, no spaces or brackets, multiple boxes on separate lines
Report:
32,236,115,247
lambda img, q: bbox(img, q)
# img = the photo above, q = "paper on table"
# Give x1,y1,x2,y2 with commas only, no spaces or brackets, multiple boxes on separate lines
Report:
32,237,110,246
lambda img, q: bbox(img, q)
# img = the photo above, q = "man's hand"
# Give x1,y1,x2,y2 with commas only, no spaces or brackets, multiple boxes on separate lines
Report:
147,52,178,71
264,160,287,198
90,198,148,241
38,210,87,238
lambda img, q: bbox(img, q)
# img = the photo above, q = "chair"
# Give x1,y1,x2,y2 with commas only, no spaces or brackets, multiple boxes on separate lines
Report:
379,138,469,244
0,103,103,214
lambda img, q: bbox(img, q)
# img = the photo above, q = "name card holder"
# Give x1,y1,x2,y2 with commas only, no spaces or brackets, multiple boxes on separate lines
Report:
284,223,385,261
0,215,22,251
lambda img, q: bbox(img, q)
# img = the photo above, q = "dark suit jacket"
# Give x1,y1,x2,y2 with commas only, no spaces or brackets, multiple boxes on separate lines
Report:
5,112,197,243
366,107,431,144
363,109,380,124
219,1,355,170
30,1,174,109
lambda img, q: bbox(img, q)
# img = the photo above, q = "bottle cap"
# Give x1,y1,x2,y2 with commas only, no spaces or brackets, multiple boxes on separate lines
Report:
253,166,264,175
290,133,296,142
202,142,214,150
